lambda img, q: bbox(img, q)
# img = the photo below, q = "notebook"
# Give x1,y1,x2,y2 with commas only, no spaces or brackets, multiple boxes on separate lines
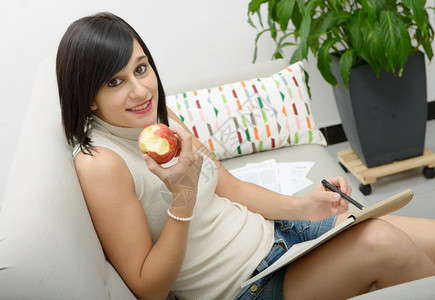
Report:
241,189,414,287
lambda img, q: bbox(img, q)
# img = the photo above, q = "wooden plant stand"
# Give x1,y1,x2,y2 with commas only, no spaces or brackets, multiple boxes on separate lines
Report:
337,148,435,195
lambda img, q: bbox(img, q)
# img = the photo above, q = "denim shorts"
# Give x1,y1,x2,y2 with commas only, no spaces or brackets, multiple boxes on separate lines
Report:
235,216,337,300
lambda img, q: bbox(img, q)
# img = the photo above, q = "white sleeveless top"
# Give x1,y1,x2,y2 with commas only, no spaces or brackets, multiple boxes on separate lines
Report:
74,115,275,299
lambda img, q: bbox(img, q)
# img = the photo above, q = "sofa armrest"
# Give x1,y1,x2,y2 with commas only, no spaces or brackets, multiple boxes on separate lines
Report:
350,275,435,299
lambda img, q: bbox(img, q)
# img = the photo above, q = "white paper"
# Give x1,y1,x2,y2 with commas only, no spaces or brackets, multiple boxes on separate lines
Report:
230,160,314,196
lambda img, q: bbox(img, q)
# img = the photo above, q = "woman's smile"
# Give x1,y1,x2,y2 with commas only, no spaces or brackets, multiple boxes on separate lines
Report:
126,99,153,114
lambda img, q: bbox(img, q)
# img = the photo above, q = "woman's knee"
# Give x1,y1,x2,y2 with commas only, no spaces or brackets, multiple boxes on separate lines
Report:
356,219,416,266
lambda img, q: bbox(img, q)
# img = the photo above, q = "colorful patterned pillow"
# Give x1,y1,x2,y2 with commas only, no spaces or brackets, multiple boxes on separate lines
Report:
165,61,327,160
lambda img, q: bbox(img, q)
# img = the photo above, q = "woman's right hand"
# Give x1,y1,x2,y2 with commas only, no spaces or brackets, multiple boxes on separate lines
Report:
143,127,203,211
300,176,351,221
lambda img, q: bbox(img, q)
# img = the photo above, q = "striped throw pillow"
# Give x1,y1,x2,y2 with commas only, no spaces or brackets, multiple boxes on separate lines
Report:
166,61,326,160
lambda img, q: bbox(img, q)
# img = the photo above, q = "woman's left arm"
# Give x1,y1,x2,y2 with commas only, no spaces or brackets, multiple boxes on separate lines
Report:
167,109,350,221
215,166,350,221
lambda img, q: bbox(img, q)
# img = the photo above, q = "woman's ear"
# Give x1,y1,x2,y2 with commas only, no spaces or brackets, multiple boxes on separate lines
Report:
91,104,97,111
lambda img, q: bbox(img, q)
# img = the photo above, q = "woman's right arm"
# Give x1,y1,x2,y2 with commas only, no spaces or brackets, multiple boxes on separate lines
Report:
75,130,202,299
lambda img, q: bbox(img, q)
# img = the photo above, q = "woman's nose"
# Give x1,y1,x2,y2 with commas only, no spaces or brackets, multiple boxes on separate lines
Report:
129,78,147,99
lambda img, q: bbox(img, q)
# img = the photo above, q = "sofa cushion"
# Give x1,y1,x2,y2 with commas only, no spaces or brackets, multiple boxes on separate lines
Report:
0,57,136,300
166,61,327,160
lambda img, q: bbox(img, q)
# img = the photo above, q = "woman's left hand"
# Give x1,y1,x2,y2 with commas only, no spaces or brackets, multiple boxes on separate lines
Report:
300,176,351,221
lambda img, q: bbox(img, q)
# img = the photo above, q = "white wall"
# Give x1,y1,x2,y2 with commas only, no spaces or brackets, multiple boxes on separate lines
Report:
1,0,435,200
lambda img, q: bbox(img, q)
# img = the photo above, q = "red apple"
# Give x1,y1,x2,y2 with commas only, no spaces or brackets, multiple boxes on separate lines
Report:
138,124,178,164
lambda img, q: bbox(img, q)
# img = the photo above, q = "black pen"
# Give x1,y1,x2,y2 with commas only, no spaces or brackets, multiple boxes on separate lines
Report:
321,179,365,210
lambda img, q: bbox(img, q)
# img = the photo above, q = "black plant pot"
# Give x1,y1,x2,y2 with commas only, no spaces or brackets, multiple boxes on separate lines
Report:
331,51,427,167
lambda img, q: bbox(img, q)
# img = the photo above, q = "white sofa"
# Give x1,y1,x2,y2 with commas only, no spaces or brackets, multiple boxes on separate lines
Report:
0,57,434,299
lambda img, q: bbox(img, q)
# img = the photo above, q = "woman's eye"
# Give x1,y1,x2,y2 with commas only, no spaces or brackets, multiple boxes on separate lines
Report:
135,65,147,75
108,78,122,87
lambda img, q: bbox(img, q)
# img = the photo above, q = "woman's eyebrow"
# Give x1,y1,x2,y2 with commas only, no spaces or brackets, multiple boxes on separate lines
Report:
135,55,147,63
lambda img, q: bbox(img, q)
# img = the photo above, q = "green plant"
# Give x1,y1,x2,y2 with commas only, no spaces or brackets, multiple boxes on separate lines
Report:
248,0,435,88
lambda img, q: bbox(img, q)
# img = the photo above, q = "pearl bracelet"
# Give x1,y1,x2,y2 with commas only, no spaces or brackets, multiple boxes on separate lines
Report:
167,208,194,222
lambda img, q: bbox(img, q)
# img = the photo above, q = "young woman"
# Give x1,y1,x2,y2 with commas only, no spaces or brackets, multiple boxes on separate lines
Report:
56,12,435,300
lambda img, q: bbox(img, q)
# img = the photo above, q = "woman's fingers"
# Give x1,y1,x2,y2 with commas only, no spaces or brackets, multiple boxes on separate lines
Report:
170,127,192,156
323,176,351,196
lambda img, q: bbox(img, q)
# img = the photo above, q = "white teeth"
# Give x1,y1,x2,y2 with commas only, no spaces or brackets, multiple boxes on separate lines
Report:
129,101,150,111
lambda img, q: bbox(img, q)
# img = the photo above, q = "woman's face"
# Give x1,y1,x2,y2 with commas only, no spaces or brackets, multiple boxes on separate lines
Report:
92,39,159,128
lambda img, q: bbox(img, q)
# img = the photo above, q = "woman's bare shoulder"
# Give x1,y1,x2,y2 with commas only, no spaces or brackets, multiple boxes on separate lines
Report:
75,146,127,174
74,146,135,203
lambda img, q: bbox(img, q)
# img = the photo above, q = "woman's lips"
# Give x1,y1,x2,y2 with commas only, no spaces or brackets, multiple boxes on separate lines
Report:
126,99,152,114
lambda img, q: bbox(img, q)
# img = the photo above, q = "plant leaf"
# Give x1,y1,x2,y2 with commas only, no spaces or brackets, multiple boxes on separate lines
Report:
405,0,435,60
349,9,366,52
303,69,311,99
253,28,277,63
361,0,378,21
280,42,298,48
317,37,341,86
402,0,426,29
360,18,384,73
361,0,377,13
328,0,338,11
297,0,305,15
397,15,412,67
319,11,352,35
276,31,297,53
247,10,263,29
291,1,303,32
380,11,401,72
267,11,278,41
299,12,311,39
303,0,316,17
402,0,433,60
339,49,355,89
276,0,295,31
274,51,284,59
248,0,268,13
297,0,315,51
268,0,278,21
294,13,312,61
290,43,305,63
419,27,434,60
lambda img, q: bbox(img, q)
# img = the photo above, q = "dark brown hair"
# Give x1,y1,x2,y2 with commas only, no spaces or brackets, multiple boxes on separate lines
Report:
56,12,168,152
